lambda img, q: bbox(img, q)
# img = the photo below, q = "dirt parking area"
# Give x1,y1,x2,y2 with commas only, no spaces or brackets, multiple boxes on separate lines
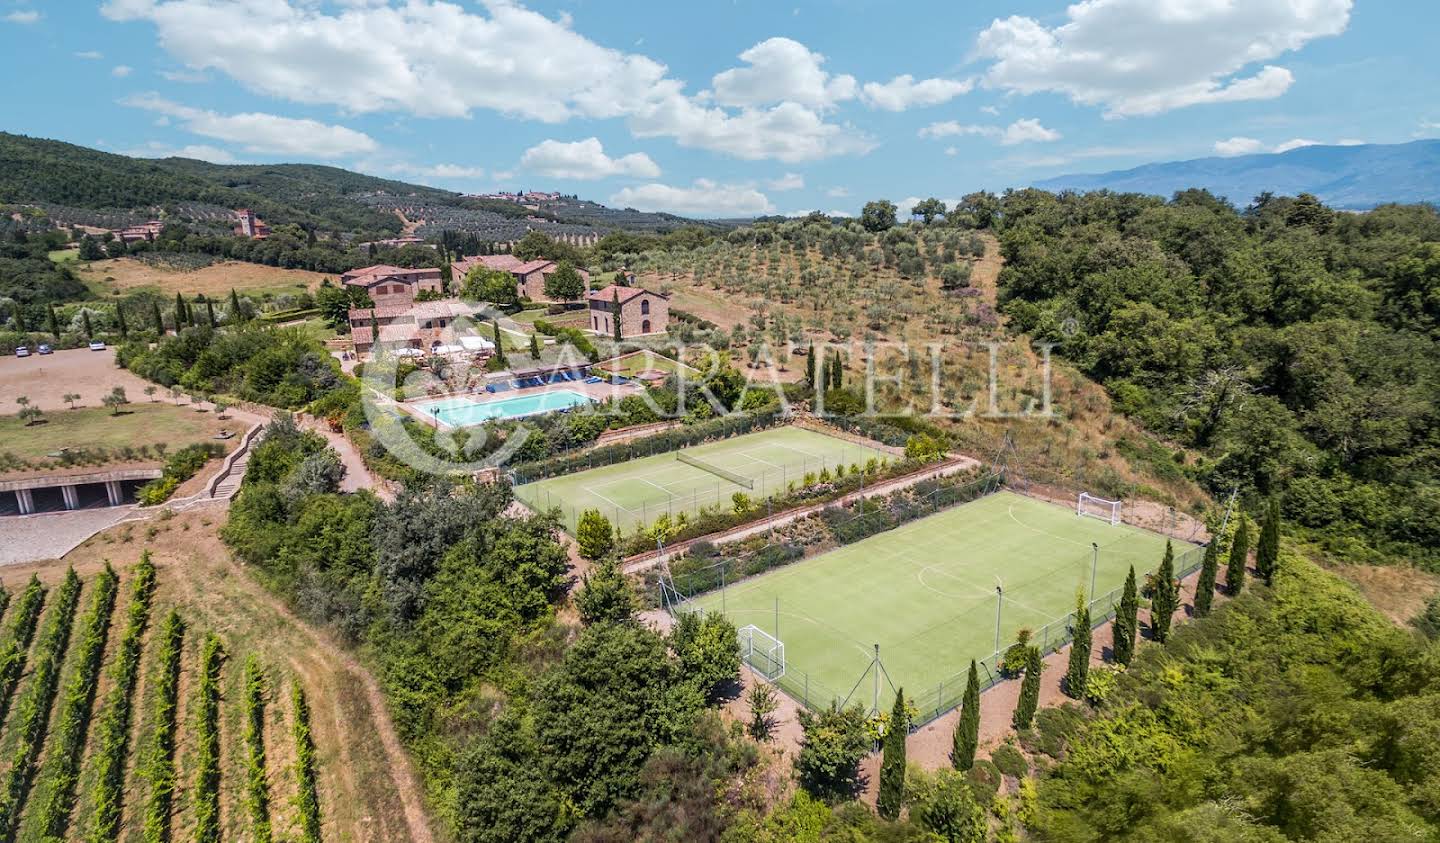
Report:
0,347,157,412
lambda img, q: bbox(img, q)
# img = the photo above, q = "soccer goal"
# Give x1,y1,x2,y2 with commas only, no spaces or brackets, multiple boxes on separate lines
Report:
737,625,786,681
1077,492,1122,525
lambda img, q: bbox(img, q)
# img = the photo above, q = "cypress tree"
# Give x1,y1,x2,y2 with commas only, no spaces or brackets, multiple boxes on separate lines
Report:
1256,497,1281,585
12,306,24,333
229,289,243,324
952,660,979,771
805,344,815,385
206,300,217,328
492,319,509,367
1194,538,1220,617
1226,517,1250,595
1012,647,1042,730
47,304,60,338
174,293,185,328
116,304,128,339
830,352,843,388
611,288,623,341
1113,566,1138,665
877,688,907,819
1151,541,1177,643
151,300,165,335
82,309,94,339
1063,592,1091,698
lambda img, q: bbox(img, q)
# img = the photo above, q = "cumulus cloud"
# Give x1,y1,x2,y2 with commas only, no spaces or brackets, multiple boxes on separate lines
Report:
121,93,378,158
767,173,804,191
1214,137,1265,156
1273,137,1321,153
825,186,850,198
860,74,972,111
975,0,1352,117
610,179,773,217
919,118,1059,145
710,37,856,110
123,141,241,164
111,65,133,77
4,10,40,24
75,50,104,60
101,0,874,163
519,137,660,179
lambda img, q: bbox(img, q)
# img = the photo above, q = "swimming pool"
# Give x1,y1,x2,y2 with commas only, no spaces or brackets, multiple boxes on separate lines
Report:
418,390,592,426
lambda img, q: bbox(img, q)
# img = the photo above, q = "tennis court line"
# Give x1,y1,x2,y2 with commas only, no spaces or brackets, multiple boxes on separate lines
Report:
586,485,638,515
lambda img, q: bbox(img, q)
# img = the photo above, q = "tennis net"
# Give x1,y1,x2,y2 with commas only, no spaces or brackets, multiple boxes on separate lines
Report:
676,451,754,489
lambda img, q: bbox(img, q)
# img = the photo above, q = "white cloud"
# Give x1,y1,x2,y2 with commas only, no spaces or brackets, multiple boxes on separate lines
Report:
919,118,1059,144
121,93,378,158
122,141,241,164
160,68,209,83
825,186,849,198
101,1,873,163
4,10,40,24
1336,138,1365,146
1001,118,1060,145
610,179,773,217
1273,137,1321,153
975,0,1352,117
826,209,853,218
944,146,958,156
980,105,1000,116
710,37,856,110
1214,137,1265,156
519,137,660,180
767,173,804,191
111,65,133,77
893,196,963,218
860,74,972,111
75,50,104,60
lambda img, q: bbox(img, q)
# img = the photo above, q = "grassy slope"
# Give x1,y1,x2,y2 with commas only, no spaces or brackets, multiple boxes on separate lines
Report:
0,402,232,467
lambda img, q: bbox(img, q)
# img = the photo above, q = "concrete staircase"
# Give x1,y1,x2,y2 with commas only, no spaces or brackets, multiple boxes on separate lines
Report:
207,424,263,501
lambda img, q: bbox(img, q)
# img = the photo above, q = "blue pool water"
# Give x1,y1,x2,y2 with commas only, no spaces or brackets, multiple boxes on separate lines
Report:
419,390,592,425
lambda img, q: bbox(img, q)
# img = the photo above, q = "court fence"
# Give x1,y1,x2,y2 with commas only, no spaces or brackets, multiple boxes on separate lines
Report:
661,489,1208,729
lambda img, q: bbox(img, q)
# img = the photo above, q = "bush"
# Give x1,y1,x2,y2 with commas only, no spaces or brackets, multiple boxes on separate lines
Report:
990,743,1029,778
966,759,1002,802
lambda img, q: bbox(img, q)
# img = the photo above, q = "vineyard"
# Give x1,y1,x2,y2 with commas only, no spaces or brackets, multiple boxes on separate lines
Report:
0,552,327,842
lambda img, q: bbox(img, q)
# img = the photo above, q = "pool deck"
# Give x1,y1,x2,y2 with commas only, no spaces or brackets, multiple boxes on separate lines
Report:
400,379,644,429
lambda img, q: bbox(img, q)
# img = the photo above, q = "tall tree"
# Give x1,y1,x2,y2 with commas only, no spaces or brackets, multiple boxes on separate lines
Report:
491,319,509,368
575,509,614,560
1064,592,1091,698
1194,539,1220,617
150,300,164,334
82,309,93,339
805,344,815,385
952,660,980,771
543,261,585,301
47,304,60,338
860,199,898,232
1256,497,1281,585
174,293,186,329
229,288,244,324
1227,517,1251,594
1151,541,1178,643
1012,647,1042,730
611,288,623,342
877,688,908,819
528,333,541,360
1114,566,1138,665
206,300,217,328
115,304,128,339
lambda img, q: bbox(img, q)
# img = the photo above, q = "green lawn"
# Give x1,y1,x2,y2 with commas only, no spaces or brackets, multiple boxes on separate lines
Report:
514,426,894,533
0,401,233,468
597,350,697,378
48,248,79,263
686,490,1198,719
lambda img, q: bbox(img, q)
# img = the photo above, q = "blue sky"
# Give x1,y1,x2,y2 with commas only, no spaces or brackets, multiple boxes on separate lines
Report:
2,0,1438,217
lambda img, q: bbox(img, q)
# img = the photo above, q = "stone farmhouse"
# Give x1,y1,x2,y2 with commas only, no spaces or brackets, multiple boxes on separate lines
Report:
586,285,669,337
348,300,491,358
341,264,444,307
451,254,591,302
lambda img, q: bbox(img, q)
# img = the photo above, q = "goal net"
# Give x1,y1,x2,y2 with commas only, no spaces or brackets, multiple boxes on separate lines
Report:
1077,492,1121,525
737,625,785,681
676,451,755,489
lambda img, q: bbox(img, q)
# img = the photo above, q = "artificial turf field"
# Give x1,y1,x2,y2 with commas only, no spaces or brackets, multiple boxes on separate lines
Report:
514,426,894,533
686,490,1197,716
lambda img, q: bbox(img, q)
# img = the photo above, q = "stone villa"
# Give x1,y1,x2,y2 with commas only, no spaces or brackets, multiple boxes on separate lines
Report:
451,254,591,302
587,285,669,337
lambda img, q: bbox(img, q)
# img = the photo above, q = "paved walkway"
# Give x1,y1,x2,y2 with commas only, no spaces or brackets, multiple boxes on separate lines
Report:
298,416,395,501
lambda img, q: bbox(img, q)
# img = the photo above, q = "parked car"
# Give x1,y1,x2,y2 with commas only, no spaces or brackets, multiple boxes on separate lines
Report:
14,345,30,357
37,343,53,355
88,340,106,351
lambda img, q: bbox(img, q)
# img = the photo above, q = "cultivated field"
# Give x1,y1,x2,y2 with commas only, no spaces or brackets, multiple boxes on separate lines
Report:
76,258,330,298
514,426,893,533
686,490,1194,715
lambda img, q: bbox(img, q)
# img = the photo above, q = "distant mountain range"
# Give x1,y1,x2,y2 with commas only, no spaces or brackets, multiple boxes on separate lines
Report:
1032,140,1440,209
0,132,707,238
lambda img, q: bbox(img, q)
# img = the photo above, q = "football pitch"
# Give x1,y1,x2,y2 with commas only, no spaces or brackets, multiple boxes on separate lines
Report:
684,490,1198,718
514,426,894,533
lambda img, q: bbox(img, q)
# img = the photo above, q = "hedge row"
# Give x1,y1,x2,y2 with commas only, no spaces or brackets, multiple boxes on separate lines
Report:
192,633,225,843
85,553,158,843
0,568,83,838
292,685,322,843
138,442,225,506
0,576,47,724
141,611,185,843
241,656,273,843
34,564,121,840
0,583,9,622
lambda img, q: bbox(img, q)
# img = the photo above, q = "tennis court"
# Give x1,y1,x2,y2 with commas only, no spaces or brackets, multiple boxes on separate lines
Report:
513,426,894,533
682,490,1198,718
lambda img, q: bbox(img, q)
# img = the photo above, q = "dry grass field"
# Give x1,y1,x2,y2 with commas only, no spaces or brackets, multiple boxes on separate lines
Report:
76,258,330,299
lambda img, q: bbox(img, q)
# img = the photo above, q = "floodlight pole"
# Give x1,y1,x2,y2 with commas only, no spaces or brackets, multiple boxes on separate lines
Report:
994,585,1004,656
1090,542,1099,600
873,644,881,716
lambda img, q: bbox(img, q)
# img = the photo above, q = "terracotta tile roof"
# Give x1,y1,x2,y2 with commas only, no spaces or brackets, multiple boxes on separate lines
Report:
587,285,665,304
341,264,442,286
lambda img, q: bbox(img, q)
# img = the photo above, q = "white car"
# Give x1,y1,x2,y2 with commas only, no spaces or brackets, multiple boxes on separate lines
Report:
88,340,106,351
14,346,30,357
